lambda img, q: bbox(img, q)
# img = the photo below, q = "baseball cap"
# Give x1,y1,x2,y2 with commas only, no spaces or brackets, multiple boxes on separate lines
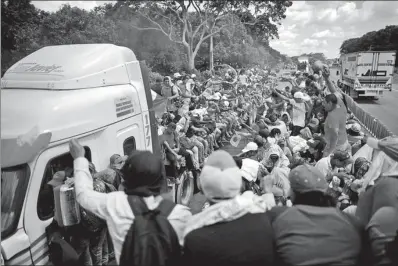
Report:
48,171,66,187
289,164,328,193
173,73,182,78
331,150,353,164
294,91,304,99
367,136,398,161
110,154,128,169
199,150,242,202
242,142,258,153
350,123,361,133
308,118,319,128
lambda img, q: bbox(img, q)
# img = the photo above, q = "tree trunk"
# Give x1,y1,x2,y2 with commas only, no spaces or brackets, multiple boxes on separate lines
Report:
188,54,195,71
210,35,214,73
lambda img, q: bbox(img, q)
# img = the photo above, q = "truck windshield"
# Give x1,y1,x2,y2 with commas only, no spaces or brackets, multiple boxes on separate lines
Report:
1,165,30,239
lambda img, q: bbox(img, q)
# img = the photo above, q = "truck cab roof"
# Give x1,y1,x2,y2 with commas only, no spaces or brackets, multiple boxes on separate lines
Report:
2,44,137,90
1,44,148,167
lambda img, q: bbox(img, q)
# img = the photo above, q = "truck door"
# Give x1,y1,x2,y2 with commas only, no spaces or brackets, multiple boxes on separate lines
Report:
24,142,93,265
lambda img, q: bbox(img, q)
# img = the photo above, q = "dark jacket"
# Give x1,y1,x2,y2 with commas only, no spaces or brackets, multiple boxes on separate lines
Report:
268,205,364,266
182,213,274,266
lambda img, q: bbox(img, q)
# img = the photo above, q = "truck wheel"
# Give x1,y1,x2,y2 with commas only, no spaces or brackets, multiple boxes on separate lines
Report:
176,170,194,206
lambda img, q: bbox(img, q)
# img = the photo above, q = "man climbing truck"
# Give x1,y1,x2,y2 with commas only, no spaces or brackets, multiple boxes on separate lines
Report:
338,51,396,100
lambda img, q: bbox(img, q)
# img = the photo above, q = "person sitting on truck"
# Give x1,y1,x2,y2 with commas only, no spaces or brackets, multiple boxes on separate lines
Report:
321,66,350,157
70,139,192,265
161,76,180,113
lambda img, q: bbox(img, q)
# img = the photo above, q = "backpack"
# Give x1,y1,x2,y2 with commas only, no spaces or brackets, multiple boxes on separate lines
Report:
119,196,181,266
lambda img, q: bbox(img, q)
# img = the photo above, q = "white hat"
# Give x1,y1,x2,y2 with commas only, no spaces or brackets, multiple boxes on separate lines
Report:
241,158,260,182
200,150,242,202
294,91,304,99
242,142,258,153
350,123,361,133
174,73,182,78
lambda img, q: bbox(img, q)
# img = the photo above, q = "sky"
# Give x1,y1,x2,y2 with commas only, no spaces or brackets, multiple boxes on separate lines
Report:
269,1,398,59
32,1,398,59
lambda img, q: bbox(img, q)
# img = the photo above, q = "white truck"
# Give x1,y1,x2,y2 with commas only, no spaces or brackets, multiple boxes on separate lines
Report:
338,51,396,99
1,44,194,265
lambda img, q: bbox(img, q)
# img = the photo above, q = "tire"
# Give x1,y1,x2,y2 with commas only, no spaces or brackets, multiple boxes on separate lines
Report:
176,170,194,206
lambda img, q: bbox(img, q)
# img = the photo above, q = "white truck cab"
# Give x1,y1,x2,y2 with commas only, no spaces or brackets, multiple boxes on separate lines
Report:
0,44,165,265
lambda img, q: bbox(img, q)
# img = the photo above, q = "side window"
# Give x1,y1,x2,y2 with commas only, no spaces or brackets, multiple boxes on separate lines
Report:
123,137,136,156
37,147,91,220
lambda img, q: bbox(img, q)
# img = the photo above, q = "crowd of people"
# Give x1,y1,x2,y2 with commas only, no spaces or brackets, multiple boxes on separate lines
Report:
53,63,398,266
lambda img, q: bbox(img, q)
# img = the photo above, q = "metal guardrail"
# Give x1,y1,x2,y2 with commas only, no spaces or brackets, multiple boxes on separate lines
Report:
343,92,395,139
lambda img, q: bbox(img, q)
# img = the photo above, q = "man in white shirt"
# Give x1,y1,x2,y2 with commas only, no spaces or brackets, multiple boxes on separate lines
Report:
69,139,192,264
315,150,353,182
272,89,310,136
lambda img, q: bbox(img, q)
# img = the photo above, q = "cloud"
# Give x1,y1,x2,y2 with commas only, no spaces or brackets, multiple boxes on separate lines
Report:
312,30,343,38
302,38,327,47
316,8,338,22
270,0,398,59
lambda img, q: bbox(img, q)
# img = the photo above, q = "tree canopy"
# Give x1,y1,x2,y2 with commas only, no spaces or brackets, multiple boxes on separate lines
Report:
1,0,292,77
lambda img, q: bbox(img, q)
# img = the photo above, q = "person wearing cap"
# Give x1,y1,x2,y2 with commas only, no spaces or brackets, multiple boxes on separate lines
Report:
69,140,192,264
177,77,194,117
238,141,258,160
277,138,293,162
308,117,320,133
321,66,350,157
355,136,398,225
267,164,364,266
182,150,275,266
315,150,354,182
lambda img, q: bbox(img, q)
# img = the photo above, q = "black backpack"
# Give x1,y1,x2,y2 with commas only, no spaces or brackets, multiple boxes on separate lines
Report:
119,196,181,266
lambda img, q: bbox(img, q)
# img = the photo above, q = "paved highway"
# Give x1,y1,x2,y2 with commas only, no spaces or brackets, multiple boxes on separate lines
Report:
355,89,398,135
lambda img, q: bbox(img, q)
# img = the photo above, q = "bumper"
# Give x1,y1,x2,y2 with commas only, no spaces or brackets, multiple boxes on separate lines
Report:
355,89,386,97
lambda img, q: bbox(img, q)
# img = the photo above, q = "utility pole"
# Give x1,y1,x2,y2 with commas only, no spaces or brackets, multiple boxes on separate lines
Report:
210,35,214,74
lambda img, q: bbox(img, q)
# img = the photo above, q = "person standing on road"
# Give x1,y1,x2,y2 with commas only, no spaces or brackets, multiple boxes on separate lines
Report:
182,150,276,266
321,66,350,157
69,139,192,265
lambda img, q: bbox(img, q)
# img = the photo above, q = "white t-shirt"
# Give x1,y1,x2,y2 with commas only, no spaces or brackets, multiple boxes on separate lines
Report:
289,99,306,127
315,156,338,179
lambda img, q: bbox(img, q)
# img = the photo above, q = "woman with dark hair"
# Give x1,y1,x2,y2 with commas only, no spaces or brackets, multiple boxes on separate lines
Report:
267,164,364,266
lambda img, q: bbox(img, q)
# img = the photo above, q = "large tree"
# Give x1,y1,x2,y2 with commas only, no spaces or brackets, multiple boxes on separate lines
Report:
114,0,291,71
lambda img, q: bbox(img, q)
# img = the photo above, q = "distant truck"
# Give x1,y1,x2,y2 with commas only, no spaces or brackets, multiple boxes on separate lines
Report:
338,51,396,99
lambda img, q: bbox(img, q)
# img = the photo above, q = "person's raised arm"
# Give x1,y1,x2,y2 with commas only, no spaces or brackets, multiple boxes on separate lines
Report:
322,65,337,94
70,139,110,220
272,88,290,102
